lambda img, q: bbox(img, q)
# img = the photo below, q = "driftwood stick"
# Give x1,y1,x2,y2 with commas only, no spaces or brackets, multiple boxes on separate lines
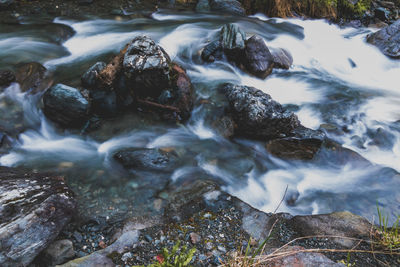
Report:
97,43,130,89
137,99,180,113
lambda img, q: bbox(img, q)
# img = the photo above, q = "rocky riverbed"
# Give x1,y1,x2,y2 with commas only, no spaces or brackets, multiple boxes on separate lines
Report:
0,0,400,266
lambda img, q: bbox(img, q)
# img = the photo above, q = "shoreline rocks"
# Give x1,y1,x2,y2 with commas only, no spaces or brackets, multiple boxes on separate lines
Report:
0,167,76,267
367,19,400,58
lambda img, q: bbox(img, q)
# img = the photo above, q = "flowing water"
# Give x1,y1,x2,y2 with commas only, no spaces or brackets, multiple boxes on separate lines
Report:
1,10,399,223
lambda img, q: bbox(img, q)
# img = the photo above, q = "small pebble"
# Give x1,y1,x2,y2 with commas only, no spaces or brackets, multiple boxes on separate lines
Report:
189,232,201,244
121,252,133,262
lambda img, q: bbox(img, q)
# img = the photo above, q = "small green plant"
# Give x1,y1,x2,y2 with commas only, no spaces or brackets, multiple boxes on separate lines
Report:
149,241,196,267
375,204,400,252
338,252,355,267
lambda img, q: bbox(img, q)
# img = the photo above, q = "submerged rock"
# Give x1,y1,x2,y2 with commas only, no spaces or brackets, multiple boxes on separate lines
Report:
266,136,324,160
221,83,300,140
123,35,171,98
15,62,51,93
43,84,90,128
0,70,15,88
113,148,179,172
243,35,274,78
0,167,76,267
367,19,400,58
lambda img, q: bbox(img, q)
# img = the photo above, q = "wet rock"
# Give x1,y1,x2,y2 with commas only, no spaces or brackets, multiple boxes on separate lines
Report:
266,137,324,160
39,239,75,266
271,47,293,69
123,35,171,98
375,7,390,22
288,211,372,248
264,246,344,266
367,19,400,58
90,89,118,118
201,40,224,62
221,83,300,140
43,84,90,128
220,23,246,59
0,70,15,88
243,35,274,78
81,62,106,88
211,115,235,138
166,63,194,121
0,167,76,267
209,0,245,16
113,148,179,172
15,62,51,93
196,0,210,12
44,23,76,44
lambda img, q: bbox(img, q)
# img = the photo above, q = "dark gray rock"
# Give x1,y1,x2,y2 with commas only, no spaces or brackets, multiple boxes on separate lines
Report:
123,36,171,98
43,84,90,128
367,19,400,58
221,83,300,140
201,40,223,62
113,148,179,172
81,62,106,88
0,70,15,88
39,239,75,266
0,167,76,267
243,35,274,78
209,0,245,16
271,47,293,69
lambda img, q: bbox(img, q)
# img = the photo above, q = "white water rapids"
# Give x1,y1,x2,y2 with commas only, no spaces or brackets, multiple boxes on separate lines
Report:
0,11,399,222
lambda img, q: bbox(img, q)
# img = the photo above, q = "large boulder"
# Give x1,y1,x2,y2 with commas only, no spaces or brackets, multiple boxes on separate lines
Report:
42,84,90,128
0,167,76,267
243,35,274,78
367,19,400,58
221,83,300,140
123,36,171,98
